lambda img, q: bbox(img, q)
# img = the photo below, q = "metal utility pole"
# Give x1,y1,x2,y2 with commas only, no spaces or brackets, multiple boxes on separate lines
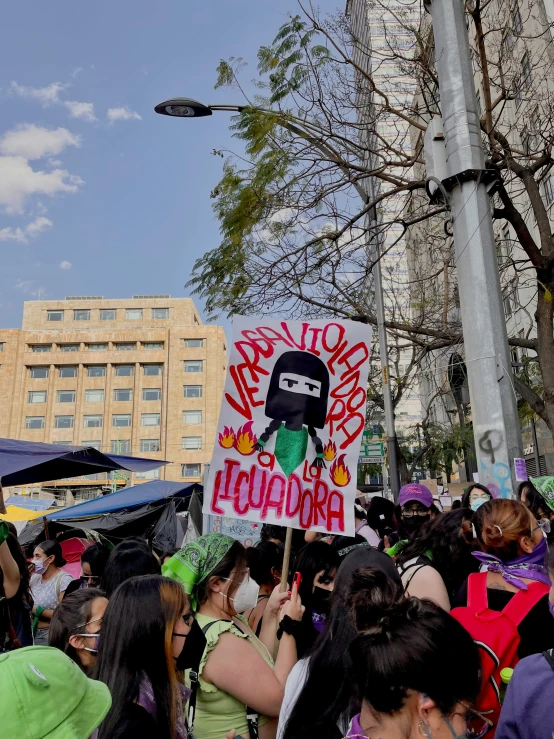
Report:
424,0,523,496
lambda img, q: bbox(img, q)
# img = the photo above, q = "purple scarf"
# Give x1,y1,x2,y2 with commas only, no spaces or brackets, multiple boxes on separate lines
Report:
138,675,191,739
472,537,551,590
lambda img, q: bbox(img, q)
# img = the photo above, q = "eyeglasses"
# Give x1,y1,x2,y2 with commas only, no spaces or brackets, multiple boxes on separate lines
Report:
80,572,101,586
402,509,429,518
461,703,494,738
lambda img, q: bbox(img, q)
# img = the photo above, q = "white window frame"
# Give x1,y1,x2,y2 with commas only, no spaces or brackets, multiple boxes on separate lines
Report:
184,385,203,398
83,415,103,428
152,308,169,319
87,343,108,352
47,310,64,322
59,366,77,378
57,390,76,403
125,309,143,321
143,342,164,350
113,388,133,402
141,413,161,427
143,364,162,376
184,360,203,373
114,365,134,377
99,309,117,321
140,439,160,452
31,345,51,353
183,410,202,424
135,468,161,480
182,463,201,478
142,388,161,401
115,343,136,351
83,440,101,450
182,436,202,450
25,416,45,429
87,366,106,378
59,344,80,352
30,367,49,379
111,439,131,454
74,309,91,321
54,415,74,429
28,391,47,404
85,389,105,403
183,338,204,348
112,414,132,427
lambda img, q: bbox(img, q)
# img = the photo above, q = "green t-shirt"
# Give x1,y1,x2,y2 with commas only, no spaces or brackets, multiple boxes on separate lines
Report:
190,613,274,739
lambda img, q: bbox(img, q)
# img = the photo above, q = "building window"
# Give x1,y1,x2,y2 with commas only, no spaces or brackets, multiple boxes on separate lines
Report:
126,309,143,321
99,309,116,321
85,389,105,403
114,388,133,402
115,365,134,377
87,366,106,377
184,339,204,348
182,463,201,478
513,4,523,35
521,53,531,90
83,440,101,450
152,308,169,319
115,343,136,351
55,415,74,429
182,436,202,450
31,345,51,353
184,360,203,373
59,366,77,378
84,415,103,428
57,390,76,403
141,413,160,426
59,344,80,352
0,343,3,351
143,342,164,350
111,439,131,453
30,367,49,379
25,416,45,429
183,410,202,424
143,364,162,376
184,385,202,398
545,176,554,206
47,310,64,322
142,388,161,401
140,439,160,452
87,343,108,351
28,391,47,404
136,468,160,480
74,310,90,321
54,441,73,447
112,414,132,427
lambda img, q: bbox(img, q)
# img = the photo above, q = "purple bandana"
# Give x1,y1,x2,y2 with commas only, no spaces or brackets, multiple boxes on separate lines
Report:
138,674,192,739
472,537,551,590
312,611,326,633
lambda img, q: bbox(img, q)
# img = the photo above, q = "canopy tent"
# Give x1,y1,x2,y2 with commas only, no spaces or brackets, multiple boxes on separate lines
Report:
5,495,52,511
0,437,168,487
0,505,48,523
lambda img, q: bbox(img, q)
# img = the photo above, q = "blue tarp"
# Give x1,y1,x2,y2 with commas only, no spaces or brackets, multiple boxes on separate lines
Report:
46,480,195,520
0,438,168,487
5,496,52,511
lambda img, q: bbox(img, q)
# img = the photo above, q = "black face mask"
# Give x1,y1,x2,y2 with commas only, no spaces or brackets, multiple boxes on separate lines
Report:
402,515,430,534
312,585,332,614
175,617,207,672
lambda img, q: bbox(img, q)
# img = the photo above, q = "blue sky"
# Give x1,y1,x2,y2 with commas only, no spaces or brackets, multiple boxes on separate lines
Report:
1,0,340,330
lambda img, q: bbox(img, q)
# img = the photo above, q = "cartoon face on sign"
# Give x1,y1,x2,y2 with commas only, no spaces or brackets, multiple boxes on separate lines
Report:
256,351,330,477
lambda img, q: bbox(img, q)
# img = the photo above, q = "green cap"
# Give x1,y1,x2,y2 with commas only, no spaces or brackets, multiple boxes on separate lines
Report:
0,646,112,738
500,667,514,684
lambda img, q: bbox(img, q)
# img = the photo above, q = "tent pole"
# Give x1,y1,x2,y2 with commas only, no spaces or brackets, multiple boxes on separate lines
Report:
43,517,50,539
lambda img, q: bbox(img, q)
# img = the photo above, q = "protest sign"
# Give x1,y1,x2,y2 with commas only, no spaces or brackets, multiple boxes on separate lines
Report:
204,317,371,536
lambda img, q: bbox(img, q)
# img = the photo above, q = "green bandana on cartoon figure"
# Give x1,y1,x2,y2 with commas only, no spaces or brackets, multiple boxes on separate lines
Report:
274,423,309,478
162,533,234,609
531,476,554,511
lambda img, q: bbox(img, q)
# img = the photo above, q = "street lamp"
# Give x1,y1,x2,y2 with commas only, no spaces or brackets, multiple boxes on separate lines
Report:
155,96,402,500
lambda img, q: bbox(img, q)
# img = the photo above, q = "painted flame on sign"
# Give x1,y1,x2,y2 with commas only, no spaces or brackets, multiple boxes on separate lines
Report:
218,426,235,449
330,454,351,487
234,421,258,456
323,440,337,462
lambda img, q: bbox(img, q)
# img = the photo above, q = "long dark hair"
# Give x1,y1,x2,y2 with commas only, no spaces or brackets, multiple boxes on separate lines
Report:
2,533,31,598
348,569,481,716
247,541,283,586
397,509,476,597
517,480,550,519
49,588,104,669
366,497,396,539
283,550,404,739
95,575,187,739
102,543,160,597
37,539,66,568
81,543,110,577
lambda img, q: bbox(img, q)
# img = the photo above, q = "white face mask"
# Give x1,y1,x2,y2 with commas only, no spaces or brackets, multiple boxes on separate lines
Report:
221,574,260,613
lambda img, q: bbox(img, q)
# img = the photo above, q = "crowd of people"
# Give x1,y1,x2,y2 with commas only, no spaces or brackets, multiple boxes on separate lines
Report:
1,476,554,738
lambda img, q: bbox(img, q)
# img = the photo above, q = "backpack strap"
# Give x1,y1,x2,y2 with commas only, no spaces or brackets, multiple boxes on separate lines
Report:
187,620,226,732
400,562,427,591
501,581,550,627
543,649,554,672
466,572,489,612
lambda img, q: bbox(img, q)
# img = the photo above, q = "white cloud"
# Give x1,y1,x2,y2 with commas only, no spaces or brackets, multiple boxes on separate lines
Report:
0,216,53,243
71,67,83,80
60,260,72,270
26,216,53,236
107,106,142,122
0,124,81,160
64,101,96,122
0,156,83,213
47,158,63,168
11,81,68,106
14,279,46,297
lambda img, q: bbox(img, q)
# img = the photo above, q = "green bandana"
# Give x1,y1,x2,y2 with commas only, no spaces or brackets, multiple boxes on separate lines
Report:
530,476,554,511
162,533,235,609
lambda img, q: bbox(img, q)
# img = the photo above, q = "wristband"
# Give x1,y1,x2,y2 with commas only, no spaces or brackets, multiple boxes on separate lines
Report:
257,439,266,448
277,615,302,641
315,452,324,459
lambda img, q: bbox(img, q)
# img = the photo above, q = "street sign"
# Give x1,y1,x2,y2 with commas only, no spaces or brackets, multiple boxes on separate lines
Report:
359,456,385,464
358,439,386,466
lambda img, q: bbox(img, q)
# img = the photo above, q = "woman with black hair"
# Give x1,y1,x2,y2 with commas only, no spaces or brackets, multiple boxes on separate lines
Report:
30,539,73,645
65,543,110,597
279,547,402,739
163,533,303,739
245,541,283,634
292,541,340,658
366,496,396,542
95,575,192,739
102,541,160,597
461,482,493,511
396,509,477,610
518,479,554,542
49,588,107,674
345,568,484,739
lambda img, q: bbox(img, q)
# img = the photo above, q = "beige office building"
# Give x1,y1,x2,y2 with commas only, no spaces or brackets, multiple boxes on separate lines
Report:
0,296,227,491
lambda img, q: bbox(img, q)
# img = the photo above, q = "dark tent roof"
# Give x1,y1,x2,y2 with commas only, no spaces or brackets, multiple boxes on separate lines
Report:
0,438,168,487
46,480,195,521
